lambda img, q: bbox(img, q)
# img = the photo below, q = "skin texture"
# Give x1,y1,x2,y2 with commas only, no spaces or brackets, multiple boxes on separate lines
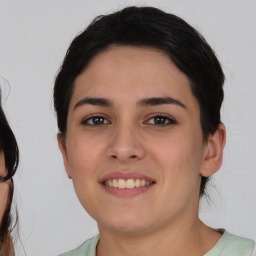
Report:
58,46,226,256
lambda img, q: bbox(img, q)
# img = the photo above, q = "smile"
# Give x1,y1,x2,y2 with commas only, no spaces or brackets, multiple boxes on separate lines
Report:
99,172,156,197
103,178,154,189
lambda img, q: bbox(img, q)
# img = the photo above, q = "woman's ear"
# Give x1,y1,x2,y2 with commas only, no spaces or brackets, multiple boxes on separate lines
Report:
57,133,72,179
200,124,226,177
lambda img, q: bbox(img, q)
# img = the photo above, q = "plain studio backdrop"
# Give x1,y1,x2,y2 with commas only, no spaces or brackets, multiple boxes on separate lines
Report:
0,0,255,255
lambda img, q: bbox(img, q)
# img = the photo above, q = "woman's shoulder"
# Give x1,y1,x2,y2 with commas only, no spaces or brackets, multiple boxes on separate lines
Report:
58,234,99,256
57,231,255,256
205,230,255,256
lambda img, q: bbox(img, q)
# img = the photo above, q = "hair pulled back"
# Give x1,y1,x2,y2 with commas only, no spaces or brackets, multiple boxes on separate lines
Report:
54,6,224,196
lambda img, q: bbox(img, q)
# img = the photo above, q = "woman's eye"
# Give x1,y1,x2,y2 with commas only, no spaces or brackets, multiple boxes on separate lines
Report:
82,116,110,126
145,115,176,126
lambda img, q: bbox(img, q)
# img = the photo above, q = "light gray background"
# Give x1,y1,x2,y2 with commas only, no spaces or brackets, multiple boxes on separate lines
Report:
0,0,255,255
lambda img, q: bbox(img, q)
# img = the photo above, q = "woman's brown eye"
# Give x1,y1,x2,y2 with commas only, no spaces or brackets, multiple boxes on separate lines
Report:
82,116,110,125
146,115,176,126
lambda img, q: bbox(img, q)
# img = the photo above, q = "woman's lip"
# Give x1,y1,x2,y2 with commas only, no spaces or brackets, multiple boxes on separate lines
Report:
98,171,156,183
101,184,155,198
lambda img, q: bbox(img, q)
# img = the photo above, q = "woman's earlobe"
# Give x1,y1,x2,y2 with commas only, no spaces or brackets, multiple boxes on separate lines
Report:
200,124,226,177
57,133,72,179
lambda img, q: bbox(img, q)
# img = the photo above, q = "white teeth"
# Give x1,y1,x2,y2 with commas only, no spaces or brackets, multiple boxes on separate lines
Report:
118,179,126,189
135,179,140,187
113,179,118,188
104,178,153,189
126,179,135,189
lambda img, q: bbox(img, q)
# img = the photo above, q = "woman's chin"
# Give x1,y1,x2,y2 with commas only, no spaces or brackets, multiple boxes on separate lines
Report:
98,216,153,234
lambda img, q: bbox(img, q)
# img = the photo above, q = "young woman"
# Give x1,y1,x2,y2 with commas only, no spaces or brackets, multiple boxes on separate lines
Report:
54,6,255,256
0,90,19,256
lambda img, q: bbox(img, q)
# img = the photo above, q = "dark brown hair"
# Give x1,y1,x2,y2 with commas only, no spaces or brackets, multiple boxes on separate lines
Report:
54,6,224,196
0,89,19,255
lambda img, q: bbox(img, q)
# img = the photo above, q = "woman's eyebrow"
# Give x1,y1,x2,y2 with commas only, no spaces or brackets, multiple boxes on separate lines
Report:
74,97,112,110
137,97,187,109
73,96,187,110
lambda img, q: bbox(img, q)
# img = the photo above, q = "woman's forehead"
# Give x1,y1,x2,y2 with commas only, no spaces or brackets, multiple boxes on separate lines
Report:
71,46,194,104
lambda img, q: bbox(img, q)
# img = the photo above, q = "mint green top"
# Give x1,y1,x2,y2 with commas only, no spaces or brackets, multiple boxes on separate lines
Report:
59,231,255,256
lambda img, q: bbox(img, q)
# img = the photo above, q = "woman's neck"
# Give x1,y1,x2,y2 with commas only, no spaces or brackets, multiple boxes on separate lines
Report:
97,219,222,256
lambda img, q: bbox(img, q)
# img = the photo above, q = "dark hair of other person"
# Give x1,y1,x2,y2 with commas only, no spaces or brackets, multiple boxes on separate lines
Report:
53,6,224,197
0,92,19,256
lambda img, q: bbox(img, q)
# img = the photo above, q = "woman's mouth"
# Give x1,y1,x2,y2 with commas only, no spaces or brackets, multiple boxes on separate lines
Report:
100,173,156,198
103,178,154,189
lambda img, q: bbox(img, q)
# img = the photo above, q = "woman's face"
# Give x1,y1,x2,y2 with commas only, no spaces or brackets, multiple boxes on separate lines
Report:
59,46,218,234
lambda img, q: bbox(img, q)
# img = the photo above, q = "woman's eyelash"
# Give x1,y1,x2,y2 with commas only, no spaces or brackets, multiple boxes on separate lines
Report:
145,114,176,126
81,115,110,126
81,114,176,127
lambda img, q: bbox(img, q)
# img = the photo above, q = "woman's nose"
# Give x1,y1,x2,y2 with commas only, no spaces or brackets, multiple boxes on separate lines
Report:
106,124,146,162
